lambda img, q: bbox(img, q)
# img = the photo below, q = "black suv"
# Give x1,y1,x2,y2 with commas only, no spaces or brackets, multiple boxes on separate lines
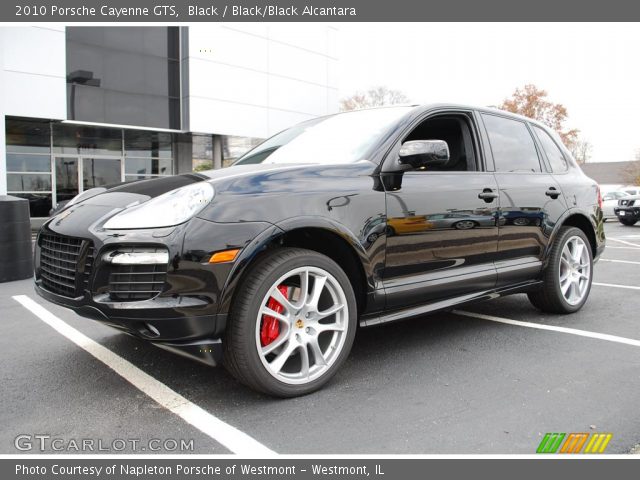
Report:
34,105,605,397
614,196,640,225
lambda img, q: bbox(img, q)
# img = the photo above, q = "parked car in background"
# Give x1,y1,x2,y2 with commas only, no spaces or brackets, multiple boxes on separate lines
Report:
622,187,640,196
602,191,630,220
33,104,605,397
614,195,640,226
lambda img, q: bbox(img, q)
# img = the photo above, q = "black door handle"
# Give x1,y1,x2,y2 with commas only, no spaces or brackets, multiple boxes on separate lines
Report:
545,187,560,199
478,188,498,202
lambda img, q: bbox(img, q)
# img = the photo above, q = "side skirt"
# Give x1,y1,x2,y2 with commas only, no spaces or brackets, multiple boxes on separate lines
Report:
359,281,542,327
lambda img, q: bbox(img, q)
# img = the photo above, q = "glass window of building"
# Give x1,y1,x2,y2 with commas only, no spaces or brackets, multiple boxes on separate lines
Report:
222,136,263,167
52,123,122,156
192,135,213,172
66,27,181,130
6,118,53,217
125,130,174,180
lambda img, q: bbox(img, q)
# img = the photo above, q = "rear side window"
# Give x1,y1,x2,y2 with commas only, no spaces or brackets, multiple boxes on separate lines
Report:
482,114,541,173
533,125,568,172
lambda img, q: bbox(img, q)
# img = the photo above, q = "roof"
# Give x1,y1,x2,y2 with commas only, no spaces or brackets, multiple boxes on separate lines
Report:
580,161,632,184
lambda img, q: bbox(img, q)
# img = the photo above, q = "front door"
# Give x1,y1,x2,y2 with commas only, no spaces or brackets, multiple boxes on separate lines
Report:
381,113,500,309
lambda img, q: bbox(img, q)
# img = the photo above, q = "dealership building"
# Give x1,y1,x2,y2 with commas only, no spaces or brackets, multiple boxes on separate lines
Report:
0,25,339,223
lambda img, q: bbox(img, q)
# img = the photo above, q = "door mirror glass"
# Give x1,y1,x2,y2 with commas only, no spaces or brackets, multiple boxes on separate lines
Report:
398,140,450,169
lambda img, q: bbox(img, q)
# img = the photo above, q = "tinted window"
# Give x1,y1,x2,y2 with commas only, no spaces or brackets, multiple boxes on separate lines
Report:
482,114,541,172
533,125,568,172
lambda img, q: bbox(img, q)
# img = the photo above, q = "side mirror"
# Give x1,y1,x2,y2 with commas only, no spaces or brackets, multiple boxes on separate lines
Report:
398,140,450,169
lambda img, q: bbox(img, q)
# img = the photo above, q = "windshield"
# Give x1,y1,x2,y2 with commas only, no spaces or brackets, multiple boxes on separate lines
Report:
234,107,412,165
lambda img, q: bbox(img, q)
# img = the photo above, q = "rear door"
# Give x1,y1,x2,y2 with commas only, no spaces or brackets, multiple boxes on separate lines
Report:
478,112,568,286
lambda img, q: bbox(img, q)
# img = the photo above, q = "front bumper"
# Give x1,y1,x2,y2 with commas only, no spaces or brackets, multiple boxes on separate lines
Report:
614,206,640,221
34,216,275,366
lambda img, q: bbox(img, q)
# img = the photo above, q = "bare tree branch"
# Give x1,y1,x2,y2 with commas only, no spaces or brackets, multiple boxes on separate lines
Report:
569,138,593,165
340,86,410,111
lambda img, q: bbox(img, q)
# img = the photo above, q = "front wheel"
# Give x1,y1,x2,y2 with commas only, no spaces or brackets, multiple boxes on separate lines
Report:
223,248,357,397
528,227,593,314
618,217,637,226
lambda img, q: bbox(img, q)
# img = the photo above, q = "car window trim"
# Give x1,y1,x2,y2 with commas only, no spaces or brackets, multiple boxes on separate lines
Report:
380,108,488,173
477,112,546,174
530,123,570,174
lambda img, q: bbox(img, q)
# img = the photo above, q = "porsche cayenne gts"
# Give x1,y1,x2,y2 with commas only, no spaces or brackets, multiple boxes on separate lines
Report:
34,105,605,397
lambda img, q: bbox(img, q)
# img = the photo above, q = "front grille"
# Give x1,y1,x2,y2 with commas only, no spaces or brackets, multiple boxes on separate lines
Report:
108,263,168,302
620,199,635,207
39,233,93,297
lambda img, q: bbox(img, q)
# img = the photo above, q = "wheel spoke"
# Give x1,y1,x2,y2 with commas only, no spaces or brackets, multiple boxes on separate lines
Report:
299,345,310,379
269,341,298,373
261,331,289,355
572,242,585,262
315,321,345,333
307,274,327,311
295,270,310,308
309,337,327,366
260,306,289,324
316,303,345,319
561,277,572,295
270,286,295,313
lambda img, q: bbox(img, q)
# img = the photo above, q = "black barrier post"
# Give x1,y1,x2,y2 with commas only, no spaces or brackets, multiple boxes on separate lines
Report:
0,195,33,282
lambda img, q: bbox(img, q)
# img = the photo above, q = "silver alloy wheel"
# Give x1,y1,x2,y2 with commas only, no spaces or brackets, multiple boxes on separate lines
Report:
559,235,591,305
255,266,349,385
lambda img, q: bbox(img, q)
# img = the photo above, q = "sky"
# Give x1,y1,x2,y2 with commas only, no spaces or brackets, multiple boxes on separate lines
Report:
337,23,640,163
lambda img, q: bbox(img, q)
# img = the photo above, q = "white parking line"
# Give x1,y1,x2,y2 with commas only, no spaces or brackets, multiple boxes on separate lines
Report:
599,259,640,265
593,282,640,291
12,295,275,456
607,237,640,248
453,310,640,347
602,246,640,250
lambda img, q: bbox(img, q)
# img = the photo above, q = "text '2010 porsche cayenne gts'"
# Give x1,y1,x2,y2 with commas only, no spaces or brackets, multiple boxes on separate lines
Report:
34,105,605,397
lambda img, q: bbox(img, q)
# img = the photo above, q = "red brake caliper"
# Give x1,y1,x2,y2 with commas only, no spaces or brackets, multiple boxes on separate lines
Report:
260,285,289,347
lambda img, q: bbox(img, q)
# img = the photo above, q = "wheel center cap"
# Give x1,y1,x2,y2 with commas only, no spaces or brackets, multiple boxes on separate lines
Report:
295,319,304,329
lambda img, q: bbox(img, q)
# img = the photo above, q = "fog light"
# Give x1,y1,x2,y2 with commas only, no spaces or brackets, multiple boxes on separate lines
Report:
105,251,169,265
145,323,160,337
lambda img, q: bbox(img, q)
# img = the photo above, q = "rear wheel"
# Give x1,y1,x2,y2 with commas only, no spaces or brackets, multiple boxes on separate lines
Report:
618,217,637,226
223,248,357,397
528,227,593,314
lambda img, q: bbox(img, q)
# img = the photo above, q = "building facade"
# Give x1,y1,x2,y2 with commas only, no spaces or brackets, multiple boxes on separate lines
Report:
0,25,339,221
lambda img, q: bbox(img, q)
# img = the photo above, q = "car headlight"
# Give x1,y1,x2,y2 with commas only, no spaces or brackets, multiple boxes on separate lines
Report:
103,182,214,230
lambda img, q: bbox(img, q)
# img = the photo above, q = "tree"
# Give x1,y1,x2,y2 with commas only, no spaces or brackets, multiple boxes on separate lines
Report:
569,138,593,165
498,84,578,149
340,86,410,111
623,149,640,186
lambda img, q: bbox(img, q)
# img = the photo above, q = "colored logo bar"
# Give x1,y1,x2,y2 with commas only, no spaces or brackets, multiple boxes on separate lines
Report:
537,433,612,454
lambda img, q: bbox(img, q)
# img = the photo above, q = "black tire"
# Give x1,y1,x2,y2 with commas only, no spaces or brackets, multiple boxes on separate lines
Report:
223,247,357,397
527,226,593,314
618,217,637,226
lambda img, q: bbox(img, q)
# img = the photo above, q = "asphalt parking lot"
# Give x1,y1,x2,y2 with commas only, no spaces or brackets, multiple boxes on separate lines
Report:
1,221,639,455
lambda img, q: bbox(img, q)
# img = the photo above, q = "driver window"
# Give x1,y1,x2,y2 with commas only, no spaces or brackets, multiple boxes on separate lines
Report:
403,116,477,172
